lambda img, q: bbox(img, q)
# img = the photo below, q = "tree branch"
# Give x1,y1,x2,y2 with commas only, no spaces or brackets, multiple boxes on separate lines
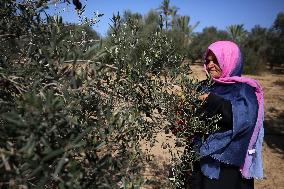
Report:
63,60,118,70
0,34,16,38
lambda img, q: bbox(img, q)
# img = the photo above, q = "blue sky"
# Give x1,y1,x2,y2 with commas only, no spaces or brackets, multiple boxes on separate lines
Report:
51,0,284,37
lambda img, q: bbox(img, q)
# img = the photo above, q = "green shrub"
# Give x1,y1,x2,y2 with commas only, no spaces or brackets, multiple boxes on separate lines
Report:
1,1,217,188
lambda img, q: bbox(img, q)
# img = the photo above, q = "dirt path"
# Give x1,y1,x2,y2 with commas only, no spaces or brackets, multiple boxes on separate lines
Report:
142,64,284,189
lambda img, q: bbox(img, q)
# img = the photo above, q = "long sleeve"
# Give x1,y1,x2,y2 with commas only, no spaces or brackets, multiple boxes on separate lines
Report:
203,93,233,132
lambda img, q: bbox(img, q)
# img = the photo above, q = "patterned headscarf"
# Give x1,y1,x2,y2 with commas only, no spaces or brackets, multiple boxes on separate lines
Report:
201,41,264,179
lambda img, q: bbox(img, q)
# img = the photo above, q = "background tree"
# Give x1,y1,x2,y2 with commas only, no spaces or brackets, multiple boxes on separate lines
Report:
242,25,269,74
158,0,171,30
267,12,284,70
188,27,230,62
170,6,179,29
143,9,161,34
176,16,199,37
227,24,247,45
122,10,143,23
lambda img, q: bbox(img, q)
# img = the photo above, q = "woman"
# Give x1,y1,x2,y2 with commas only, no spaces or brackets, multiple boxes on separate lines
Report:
188,41,264,189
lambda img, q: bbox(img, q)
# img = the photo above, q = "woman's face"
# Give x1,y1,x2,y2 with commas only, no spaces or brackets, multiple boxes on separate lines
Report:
205,51,222,78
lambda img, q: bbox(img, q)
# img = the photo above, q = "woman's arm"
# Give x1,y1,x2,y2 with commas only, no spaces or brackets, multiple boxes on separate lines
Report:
203,93,233,132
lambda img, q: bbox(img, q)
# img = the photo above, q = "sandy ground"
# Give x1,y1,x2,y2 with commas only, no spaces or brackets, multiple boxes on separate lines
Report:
141,64,284,189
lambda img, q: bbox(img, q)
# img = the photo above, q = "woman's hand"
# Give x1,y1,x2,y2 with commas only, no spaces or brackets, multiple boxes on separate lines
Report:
198,93,209,101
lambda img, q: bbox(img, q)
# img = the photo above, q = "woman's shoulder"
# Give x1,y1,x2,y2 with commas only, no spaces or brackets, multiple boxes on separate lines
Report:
223,83,256,100
233,83,257,105
220,82,254,94
238,83,256,96
210,82,256,100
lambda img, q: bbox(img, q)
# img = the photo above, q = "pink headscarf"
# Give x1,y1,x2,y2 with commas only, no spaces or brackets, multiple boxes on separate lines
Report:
204,41,264,179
